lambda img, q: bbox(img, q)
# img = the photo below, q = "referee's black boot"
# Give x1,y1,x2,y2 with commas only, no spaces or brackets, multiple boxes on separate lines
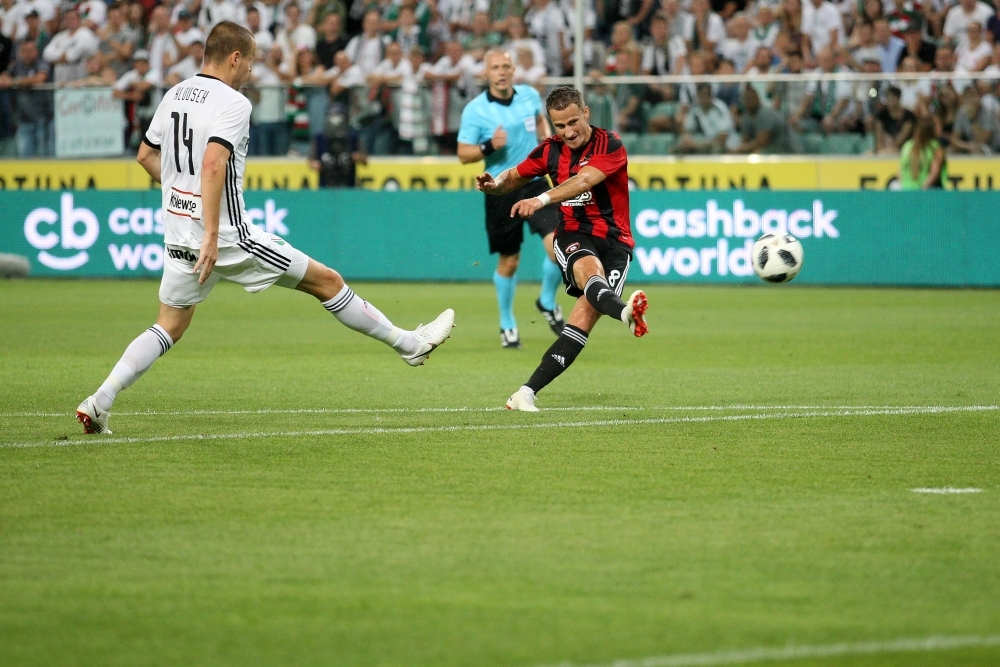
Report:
535,299,565,336
500,328,522,349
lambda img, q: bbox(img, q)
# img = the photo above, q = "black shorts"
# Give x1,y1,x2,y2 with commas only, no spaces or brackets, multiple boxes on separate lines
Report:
484,179,559,256
553,231,633,298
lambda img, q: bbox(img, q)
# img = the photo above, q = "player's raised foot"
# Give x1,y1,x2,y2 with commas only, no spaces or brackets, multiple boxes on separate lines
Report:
506,385,539,412
76,396,112,434
623,290,649,337
401,308,455,366
535,299,565,335
500,328,521,349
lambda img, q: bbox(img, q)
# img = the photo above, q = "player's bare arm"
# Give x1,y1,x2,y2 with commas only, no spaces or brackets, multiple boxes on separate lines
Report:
457,125,507,164
136,140,161,183
195,142,229,284
510,166,607,219
475,167,529,196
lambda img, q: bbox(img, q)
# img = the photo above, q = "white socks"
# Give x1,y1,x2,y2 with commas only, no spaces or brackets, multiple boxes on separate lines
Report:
94,324,173,412
322,284,420,355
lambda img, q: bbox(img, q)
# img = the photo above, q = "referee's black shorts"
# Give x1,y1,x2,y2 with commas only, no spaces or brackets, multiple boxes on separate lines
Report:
484,179,559,256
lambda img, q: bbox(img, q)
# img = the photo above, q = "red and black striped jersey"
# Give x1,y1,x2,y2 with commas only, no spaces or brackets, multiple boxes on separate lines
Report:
515,126,633,249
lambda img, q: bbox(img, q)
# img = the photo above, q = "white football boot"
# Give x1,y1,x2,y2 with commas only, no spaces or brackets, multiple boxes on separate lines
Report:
505,385,539,412
400,308,455,366
622,290,649,337
76,395,112,434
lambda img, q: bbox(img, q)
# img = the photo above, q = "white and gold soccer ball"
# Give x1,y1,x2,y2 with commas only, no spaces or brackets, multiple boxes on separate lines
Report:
752,233,804,283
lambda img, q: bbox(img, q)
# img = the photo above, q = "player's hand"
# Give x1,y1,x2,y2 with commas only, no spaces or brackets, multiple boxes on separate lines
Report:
475,172,497,192
492,126,507,150
193,236,218,284
510,197,544,219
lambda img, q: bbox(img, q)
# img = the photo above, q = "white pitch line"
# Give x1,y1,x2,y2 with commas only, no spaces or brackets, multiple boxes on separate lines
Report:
912,487,984,494
2,404,996,419
538,634,1000,667
2,406,995,450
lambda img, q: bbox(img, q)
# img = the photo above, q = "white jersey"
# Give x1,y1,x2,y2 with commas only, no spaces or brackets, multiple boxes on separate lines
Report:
144,73,253,250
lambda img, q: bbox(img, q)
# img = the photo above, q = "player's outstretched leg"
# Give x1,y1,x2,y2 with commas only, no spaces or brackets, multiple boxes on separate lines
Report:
77,304,191,433
299,260,454,366
582,276,649,338
535,256,565,335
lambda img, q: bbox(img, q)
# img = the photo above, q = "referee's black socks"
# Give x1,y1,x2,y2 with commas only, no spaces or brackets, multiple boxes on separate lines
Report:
583,275,626,321
526,325,589,394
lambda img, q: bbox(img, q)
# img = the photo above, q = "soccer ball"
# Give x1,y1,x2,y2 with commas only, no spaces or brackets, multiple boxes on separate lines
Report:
752,233,804,283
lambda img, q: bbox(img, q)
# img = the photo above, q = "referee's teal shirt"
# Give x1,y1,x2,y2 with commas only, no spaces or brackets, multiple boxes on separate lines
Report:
457,85,546,177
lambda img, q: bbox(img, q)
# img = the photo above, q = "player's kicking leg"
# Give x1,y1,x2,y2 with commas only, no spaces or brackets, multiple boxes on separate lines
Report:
76,303,195,434
295,259,454,367
506,252,646,412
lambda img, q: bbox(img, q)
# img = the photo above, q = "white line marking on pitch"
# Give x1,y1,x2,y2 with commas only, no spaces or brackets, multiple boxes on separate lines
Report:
3,404,996,419
912,487,984,494
536,634,1000,667
2,406,995,450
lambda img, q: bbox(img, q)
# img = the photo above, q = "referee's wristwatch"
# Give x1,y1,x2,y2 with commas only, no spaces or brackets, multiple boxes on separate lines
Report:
480,140,496,157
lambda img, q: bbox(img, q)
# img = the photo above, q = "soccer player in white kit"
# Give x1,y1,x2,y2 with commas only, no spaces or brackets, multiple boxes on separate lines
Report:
76,22,455,434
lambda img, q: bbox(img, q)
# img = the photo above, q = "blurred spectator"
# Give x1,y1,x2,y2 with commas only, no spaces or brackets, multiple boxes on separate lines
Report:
78,0,108,32
930,82,959,147
444,0,489,38
0,25,10,72
899,115,946,189
526,0,567,75
311,100,364,185
503,15,545,72
0,0,26,41
611,45,645,132
641,12,686,74
897,18,934,71
125,4,145,46
397,46,431,152
730,84,790,152
885,0,917,37
309,0,346,30
247,7,273,52
426,40,476,153
606,20,637,72
43,8,99,83
746,45,777,105
69,52,117,85
145,6,177,83
513,44,546,83
774,48,808,127
950,84,999,153
800,0,844,66
248,43,292,156
489,0,525,34
315,13,347,68
873,18,903,73
174,10,205,57
199,0,238,31
895,56,931,111
20,10,51,54
277,4,317,65
113,49,156,148
393,5,428,55
751,4,781,47
678,81,734,153
943,0,994,49
793,46,855,133
98,3,140,77
660,0,690,42
603,0,657,35
685,0,726,53
165,37,203,84
238,0,274,35
857,0,883,27
848,20,879,68
462,11,501,57
0,40,52,156
955,21,990,72
779,0,805,52
989,11,1000,44
874,85,914,153
720,13,759,72
346,10,389,75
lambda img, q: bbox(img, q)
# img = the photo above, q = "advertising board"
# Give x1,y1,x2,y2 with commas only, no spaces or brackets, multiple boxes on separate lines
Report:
53,89,126,158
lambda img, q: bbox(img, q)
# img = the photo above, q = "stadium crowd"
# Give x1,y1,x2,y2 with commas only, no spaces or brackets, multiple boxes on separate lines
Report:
1,0,999,162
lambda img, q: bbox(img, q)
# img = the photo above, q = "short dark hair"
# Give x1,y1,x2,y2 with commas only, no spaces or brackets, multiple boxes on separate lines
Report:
546,86,585,112
204,21,256,63
886,85,902,98
696,82,712,95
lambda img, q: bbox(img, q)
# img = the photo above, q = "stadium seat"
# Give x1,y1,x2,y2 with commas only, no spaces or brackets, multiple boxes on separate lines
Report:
799,133,824,155
638,133,676,155
619,133,641,155
855,134,876,154
820,133,860,155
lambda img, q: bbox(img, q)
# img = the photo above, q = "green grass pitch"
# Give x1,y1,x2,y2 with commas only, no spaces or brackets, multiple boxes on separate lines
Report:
1,279,999,667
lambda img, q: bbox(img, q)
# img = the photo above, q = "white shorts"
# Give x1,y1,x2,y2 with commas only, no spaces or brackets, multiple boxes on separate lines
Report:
159,229,309,308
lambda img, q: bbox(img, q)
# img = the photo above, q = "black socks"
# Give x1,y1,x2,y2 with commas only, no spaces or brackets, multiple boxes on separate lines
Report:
583,275,626,321
526,325,589,394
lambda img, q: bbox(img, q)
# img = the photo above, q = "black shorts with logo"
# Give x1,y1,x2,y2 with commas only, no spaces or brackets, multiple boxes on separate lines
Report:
484,179,559,256
553,231,633,298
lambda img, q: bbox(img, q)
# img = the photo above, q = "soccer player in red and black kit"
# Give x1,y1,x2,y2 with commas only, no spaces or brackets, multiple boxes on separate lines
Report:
476,86,648,411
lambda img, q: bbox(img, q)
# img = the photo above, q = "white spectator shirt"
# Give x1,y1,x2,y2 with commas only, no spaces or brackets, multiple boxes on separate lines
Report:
175,27,205,48
113,66,160,90
525,1,567,75
514,63,546,84
344,33,389,75
23,0,55,22
370,56,411,80
237,1,273,32
896,78,931,110
145,74,253,250
801,1,845,52
683,98,734,139
956,39,992,70
148,30,179,81
198,0,238,30
276,22,316,63
327,62,366,88
250,61,285,123
0,2,26,40
42,26,99,64
167,55,201,81
943,2,995,48
641,36,687,74
77,0,107,27
719,36,760,72
680,11,726,49
253,29,274,52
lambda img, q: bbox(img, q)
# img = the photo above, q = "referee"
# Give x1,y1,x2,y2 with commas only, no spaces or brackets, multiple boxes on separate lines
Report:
458,49,564,349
